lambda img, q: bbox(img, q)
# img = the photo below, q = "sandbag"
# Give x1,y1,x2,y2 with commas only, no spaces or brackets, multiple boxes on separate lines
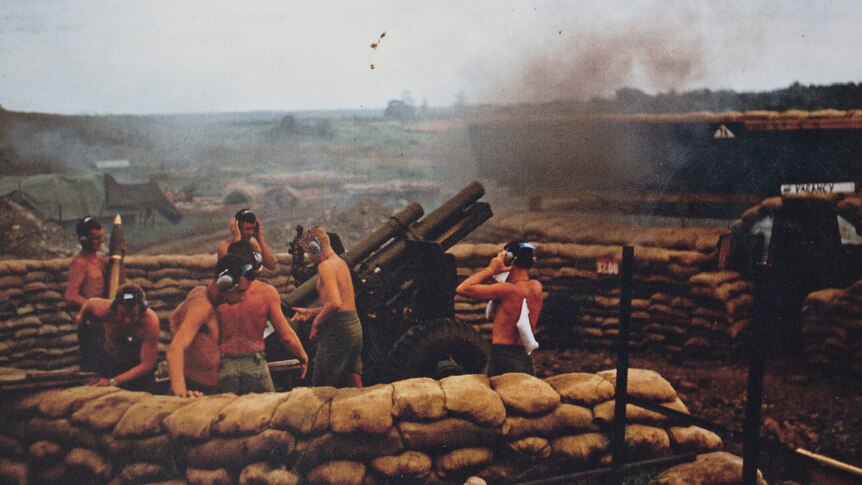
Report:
187,467,234,485
440,374,506,426
550,433,609,462
119,462,172,483
293,427,403,472
70,390,150,432
503,403,597,438
391,377,446,421
103,434,174,463
239,462,300,485
668,426,723,452
330,384,393,434
187,429,295,470
0,458,27,485
370,451,432,479
505,436,551,459
490,373,560,416
435,447,493,478
114,395,190,438
39,386,120,418
593,397,689,424
163,393,237,440
653,451,767,485
213,392,289,436
28,440,63,464
272,386,336,436
0,435,25,457
544,373,615,405
596,369,677,402
305,460,365,485
397,417,501,450
625,424,670,456
64,447,112,481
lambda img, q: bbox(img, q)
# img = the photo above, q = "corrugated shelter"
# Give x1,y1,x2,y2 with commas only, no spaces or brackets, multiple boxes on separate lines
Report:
104,174,183,223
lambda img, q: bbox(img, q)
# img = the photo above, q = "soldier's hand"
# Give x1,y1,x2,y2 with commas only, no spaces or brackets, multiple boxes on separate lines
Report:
489,251,512,274
309,324,320,342
229,218,241,241
254,220,263,240
291,307,312,322
89,377,111,387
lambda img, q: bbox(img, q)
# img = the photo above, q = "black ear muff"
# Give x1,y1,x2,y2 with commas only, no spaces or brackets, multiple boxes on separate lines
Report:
235,209,256,225
503,250,515,266
77,216,94,246
216,264,255,293
253,251,263,268
307,239,322,257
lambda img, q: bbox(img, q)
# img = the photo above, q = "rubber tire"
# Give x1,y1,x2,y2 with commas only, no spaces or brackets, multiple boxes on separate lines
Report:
389,318,488,380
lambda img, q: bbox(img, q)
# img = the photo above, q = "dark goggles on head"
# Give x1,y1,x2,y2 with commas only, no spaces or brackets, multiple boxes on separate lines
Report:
216,264,256,293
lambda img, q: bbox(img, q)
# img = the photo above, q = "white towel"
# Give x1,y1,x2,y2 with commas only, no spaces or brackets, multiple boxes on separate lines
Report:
486,296,539,355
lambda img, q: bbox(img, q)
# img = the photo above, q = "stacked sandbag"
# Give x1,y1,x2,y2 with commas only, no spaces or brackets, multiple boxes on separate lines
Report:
801,283,862,375
0,253,297,373
686,272,753,358
0,369,724,485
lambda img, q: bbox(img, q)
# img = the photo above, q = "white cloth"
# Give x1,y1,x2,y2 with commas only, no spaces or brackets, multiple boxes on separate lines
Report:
485,295,539,356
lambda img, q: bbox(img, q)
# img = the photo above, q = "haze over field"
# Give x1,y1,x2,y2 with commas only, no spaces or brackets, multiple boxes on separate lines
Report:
2,1,862,114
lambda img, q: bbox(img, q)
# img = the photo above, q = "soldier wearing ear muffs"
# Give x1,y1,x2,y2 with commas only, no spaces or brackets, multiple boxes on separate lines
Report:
66,216,126,371
217,208,278,270
75,284,159,391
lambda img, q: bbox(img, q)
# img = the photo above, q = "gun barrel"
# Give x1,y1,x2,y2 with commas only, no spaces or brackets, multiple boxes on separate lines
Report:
353,181,486,276
284,201,425,307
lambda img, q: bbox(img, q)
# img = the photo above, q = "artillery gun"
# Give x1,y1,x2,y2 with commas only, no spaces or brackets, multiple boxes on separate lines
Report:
281,181,493,384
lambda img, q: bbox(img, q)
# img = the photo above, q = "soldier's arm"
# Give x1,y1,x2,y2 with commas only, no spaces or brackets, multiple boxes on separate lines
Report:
65,259,88,309
253,220,278,270
113,310,160,386
456,251,513,301
268,287,309,379
167,301,214,397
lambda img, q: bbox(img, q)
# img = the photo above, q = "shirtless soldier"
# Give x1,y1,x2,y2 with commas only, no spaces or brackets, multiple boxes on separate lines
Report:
65,216,125,371
75,284,159,391
456,241,543,376
215,254,308,394
217,209,277,270
292,226,363,388
167,272,224,398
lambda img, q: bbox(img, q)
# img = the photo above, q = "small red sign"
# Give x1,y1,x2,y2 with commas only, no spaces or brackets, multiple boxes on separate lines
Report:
596,258,620,275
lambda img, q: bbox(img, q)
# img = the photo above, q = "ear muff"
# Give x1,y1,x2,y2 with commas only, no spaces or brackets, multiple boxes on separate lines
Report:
253,251,263,268
306,239,322,257
77,216,94,246
504,242,536,268
216,264,255,293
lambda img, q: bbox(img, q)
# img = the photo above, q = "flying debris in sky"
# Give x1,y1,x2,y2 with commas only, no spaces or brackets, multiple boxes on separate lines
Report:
370,32,386,70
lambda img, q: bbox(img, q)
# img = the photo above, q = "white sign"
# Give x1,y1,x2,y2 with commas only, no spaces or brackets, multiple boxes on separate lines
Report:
780,182,856,195
596,258,620,275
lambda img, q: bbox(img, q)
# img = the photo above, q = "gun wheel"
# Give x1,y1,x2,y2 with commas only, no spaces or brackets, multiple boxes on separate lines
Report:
389,318,488,380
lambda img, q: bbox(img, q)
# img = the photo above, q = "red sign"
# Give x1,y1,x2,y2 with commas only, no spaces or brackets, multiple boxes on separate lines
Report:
596,258,620,275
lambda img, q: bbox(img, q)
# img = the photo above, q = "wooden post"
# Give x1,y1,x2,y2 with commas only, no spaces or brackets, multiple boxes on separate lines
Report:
611,245,635,483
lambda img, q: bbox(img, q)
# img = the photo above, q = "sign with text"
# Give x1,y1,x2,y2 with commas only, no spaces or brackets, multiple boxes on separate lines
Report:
781,182,855,196
596,258,620,275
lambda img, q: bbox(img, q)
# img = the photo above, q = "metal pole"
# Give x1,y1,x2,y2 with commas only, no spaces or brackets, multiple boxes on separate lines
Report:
611,245,635,483
742,262,770,484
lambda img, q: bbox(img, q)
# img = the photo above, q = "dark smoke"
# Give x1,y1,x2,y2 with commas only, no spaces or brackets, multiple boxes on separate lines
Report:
480,9,710,104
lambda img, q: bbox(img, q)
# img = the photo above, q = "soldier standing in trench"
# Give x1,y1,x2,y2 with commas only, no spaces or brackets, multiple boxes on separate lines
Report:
456,241,543,376
291,226,364,388
65,216,125,371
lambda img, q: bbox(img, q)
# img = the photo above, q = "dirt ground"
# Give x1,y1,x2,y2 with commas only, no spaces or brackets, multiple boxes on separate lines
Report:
532,346,862,484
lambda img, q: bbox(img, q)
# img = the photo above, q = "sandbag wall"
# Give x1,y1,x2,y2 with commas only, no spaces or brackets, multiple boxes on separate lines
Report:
0,369,723,485
801,281,862,375
451,243,752,359
0,255,296,371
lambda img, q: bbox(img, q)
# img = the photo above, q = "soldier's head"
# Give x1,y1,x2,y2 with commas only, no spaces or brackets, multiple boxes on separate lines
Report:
300,226,329,263
504,240,536,269
76,216,104,251
227,240,262,271
234,209,258,241
111,284,148,320
215,254,256,303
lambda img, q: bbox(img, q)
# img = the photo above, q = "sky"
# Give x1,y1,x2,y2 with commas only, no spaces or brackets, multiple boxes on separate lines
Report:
2,0,862,115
